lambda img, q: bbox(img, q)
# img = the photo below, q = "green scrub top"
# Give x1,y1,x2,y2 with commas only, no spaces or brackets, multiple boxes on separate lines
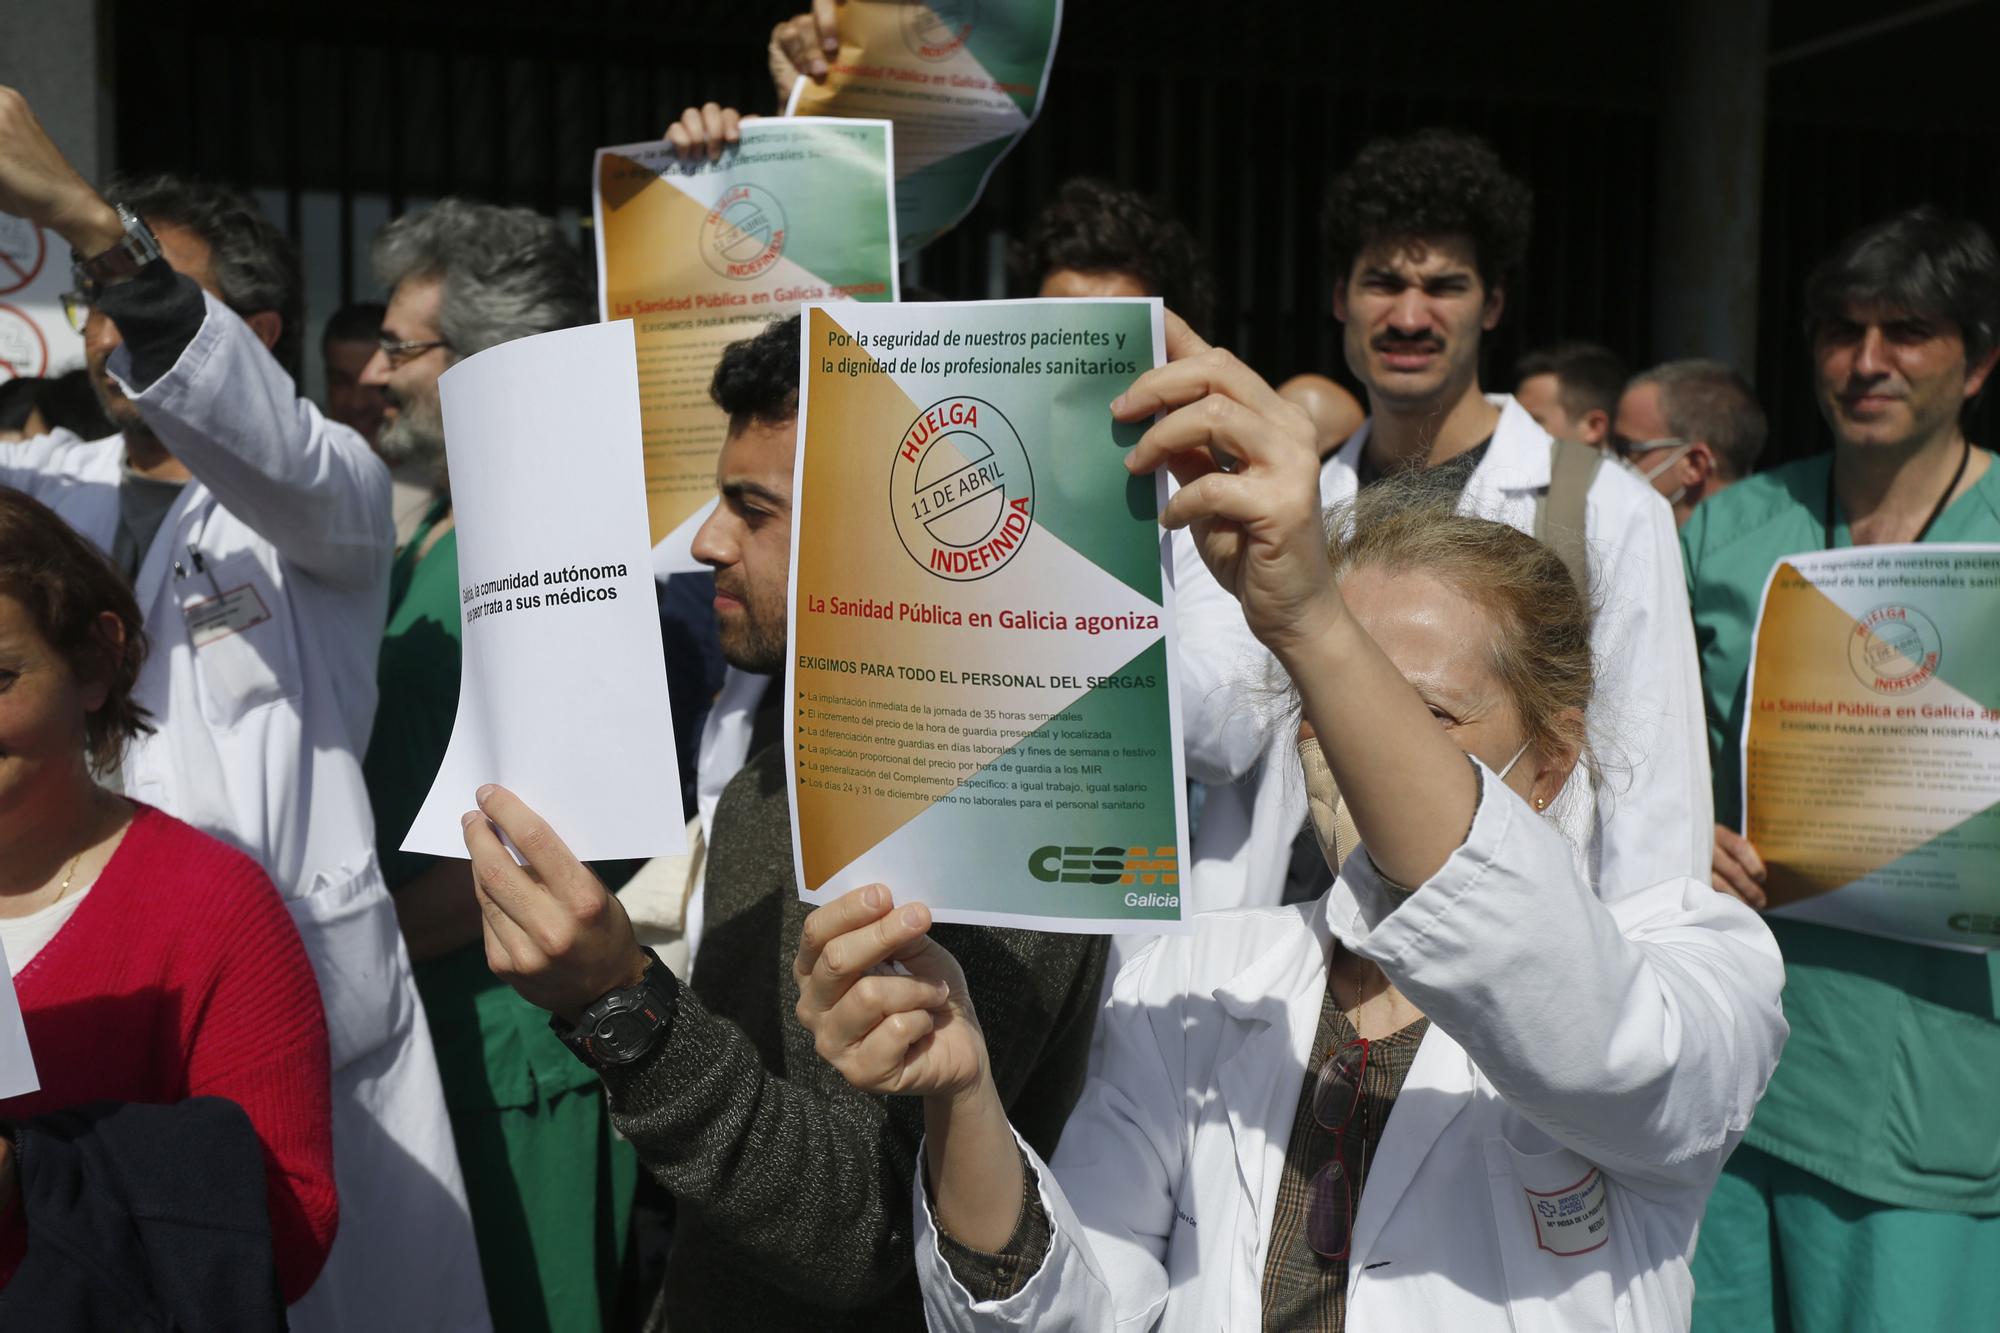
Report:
1683,454,2000,1212
364,500,637,1333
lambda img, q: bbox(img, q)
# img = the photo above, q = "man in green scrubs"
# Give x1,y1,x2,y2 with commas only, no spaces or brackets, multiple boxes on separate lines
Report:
359,200,636,1333
1685,208,2000,1331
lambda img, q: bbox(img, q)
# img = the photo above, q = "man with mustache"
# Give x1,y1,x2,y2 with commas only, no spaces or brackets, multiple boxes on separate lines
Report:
1181,128,1710,915
355,199,638,1333
1683,207,2000,1332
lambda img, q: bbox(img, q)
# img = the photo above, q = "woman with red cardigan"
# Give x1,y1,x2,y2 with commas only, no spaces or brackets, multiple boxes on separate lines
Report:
0,488,338,1303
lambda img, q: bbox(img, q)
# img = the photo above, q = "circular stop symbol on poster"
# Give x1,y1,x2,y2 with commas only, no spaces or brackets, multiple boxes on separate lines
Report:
0,218,46,296
0,303,50,377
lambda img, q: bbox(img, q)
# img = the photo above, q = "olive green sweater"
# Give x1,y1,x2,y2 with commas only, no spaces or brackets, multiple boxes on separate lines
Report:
602,742,1108,1332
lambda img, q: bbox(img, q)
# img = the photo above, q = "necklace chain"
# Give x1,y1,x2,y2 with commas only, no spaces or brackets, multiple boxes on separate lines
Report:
53,851,83,905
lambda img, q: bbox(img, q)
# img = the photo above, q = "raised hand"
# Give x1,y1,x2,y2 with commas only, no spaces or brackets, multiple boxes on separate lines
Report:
793,885,987,1101
1118,311,1340,666
0,86,122,254
768,1,846,103
1712,824,1769,910
664,103,749,162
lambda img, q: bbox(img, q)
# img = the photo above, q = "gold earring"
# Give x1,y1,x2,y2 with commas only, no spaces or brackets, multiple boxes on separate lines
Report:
1534,795,1546,810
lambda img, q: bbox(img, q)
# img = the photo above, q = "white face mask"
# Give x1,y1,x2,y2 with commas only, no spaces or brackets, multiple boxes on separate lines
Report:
1624,439,1693,505
1298,735,1543,880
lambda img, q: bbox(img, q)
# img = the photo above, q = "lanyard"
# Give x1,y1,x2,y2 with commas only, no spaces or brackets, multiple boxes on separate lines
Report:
1824,440,1970,550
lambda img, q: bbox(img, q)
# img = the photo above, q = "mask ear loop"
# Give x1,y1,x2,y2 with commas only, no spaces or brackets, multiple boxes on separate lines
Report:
1300,734,1544,885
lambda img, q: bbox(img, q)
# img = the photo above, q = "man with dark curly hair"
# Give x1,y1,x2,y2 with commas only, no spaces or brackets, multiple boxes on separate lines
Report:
1010,177,1217,340
1180,127,1712,922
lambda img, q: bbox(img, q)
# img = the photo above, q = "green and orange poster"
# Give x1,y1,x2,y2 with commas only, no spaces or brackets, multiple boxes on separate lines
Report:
788,0,1061,256
786,299,1188,933
592,119,897,557
1743,545,2000,950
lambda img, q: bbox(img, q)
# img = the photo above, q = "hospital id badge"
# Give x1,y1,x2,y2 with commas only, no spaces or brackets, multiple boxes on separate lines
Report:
1525,1166,1610,1256
183,584,273,648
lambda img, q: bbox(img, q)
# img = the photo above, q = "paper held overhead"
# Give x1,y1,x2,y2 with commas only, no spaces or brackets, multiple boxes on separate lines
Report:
784,297,1188,935
591,118,899,568
401,320,686,862
787,0,1063,257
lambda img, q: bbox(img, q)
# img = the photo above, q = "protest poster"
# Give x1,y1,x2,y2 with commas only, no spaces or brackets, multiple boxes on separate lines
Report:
787,0,1061,256
786,298,1188,934
401,321,685,860
593,118,898,567
1742,543,2000,950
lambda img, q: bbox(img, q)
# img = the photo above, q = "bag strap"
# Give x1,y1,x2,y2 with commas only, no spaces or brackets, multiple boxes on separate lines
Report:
1533,437,1603,594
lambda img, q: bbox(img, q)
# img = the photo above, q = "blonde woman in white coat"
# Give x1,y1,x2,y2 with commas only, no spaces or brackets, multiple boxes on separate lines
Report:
792,314,1787,1332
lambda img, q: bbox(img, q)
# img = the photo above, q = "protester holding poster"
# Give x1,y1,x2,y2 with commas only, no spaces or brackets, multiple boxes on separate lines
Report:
774,0,1061,255
460,317,1106,1333
798,318,1785,1333
786,297,1189,933
593,113,896,562
1683,208,2000,1332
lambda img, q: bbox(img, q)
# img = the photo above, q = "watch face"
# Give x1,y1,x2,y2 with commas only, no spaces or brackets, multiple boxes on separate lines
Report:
594,1009,650,1057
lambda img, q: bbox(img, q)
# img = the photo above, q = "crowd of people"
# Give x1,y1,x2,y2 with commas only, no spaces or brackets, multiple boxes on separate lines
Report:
0,3,1994,1328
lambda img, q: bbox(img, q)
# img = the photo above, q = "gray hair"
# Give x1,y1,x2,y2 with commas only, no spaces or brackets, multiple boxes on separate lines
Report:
1628,359,1768,481
371,199,593,359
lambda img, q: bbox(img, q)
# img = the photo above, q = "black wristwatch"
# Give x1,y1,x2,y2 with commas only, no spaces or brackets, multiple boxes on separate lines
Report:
553,948,680,1069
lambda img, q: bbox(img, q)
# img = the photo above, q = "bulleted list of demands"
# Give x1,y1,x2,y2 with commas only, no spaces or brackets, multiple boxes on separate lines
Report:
797,677,1164,812
785,298,1189,934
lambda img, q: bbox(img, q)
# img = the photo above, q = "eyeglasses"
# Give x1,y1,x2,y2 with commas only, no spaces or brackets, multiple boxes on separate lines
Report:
1306,1037,1370,1260
60,288,95,335
376,335,449,368
1610,434,1689,463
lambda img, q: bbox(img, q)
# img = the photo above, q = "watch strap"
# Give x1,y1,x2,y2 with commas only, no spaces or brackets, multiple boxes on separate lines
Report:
553,948,680,1069
73,204,163,287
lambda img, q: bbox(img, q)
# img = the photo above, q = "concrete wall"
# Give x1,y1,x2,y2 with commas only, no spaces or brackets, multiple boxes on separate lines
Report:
0,0,112,183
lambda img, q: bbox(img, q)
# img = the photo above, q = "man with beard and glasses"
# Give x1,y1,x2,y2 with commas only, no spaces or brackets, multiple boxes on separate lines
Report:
1177,127,1710,918
0,90,487,1330
354,199,640,1333
455,315,1107,1333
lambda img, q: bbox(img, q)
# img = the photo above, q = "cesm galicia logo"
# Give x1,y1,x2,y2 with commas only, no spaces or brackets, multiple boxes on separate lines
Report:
1028,844,1178,895
903,0,978,60
1849,603,1942,695
891,396,1035,581
700,184,787,281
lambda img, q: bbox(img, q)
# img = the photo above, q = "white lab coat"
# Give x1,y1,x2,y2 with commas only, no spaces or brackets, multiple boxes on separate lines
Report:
0,293,490,1330
1180,395,1712,914
916,765,1788,1332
